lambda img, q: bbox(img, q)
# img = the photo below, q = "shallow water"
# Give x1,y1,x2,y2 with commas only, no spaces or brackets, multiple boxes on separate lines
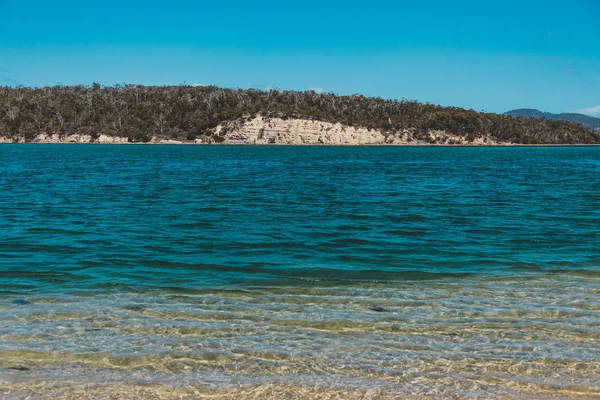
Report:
0,145,599,399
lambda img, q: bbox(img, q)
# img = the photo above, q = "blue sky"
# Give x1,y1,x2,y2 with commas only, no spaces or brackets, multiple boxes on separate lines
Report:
1,0,599,115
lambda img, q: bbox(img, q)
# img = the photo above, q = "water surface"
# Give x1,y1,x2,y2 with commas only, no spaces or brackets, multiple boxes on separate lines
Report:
0,145,599,399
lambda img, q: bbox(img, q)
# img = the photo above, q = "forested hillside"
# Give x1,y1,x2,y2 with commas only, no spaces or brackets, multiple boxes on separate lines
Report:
504,109,600,130
1,85,599,144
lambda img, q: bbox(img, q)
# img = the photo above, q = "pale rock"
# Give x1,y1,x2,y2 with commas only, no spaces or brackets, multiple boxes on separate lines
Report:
96,135,129,144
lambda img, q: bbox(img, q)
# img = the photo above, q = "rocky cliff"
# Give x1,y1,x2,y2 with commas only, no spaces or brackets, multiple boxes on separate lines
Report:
189,116,503,145
201,116,506,145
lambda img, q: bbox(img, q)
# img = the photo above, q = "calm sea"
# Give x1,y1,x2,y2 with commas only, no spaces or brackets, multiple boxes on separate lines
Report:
0,145,599,399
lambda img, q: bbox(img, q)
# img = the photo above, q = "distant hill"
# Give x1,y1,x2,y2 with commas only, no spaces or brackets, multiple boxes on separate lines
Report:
504,109,600,130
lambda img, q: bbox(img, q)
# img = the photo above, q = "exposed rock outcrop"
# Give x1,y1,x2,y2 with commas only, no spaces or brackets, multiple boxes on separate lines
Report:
1,133,130,144
96,135,129,144
197,116,508,145
212,116,389,145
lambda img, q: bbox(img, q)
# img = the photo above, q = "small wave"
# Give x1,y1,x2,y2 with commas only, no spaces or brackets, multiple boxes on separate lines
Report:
284,269,475,284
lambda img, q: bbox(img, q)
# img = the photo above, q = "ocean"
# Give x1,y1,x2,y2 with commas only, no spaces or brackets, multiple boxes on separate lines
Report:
0,145,598,399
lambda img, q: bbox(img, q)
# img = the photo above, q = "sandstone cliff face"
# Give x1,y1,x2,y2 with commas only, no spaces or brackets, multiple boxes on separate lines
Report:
96,135,129,144
0,133,130,143
32,134,130,143
211,116,391,145
201,116,505,145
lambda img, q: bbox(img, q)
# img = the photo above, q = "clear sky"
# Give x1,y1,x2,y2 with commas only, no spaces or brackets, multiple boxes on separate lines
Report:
1,0,599,115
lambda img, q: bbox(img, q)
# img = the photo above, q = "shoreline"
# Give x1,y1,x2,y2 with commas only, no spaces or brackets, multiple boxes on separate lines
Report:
2,115,599,146
1,141,599,147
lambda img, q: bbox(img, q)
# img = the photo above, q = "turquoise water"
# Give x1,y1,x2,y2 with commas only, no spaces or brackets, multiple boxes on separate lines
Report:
0,145,599,399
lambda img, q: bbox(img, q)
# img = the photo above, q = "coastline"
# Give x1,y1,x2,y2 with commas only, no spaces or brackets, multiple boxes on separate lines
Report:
1,116,598,146
2,140,599,146
0,116,572,146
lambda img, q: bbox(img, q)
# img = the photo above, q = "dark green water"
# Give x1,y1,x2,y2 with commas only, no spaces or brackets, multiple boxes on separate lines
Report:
0,145,598,398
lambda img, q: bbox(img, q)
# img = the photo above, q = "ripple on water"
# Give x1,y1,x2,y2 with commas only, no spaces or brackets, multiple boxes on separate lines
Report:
0,146,599,398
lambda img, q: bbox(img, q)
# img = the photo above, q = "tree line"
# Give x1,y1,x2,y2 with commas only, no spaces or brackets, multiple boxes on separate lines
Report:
1,84,599,144
504,109,600,130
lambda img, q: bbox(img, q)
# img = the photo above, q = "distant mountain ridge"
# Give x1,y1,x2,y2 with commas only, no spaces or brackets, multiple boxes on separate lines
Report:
504,109,600,130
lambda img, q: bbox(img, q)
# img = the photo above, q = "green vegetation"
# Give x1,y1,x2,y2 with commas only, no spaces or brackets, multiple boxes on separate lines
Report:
1,84,599,144
504,109,600,130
